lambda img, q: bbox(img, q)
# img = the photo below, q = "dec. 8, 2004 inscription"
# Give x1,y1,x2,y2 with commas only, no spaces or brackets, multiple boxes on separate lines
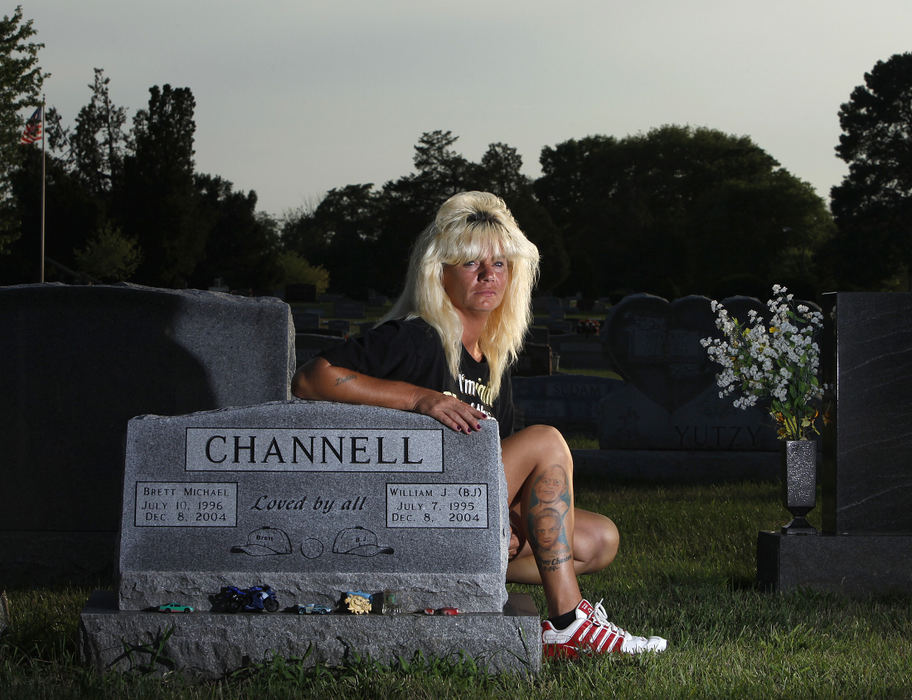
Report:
387,483,488,528
135,481,238,527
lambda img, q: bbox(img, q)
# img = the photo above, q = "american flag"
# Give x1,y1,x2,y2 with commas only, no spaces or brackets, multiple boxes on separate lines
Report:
20,107,43,145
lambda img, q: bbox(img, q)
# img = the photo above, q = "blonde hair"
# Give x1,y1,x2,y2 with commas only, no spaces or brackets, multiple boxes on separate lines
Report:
380,191,540,399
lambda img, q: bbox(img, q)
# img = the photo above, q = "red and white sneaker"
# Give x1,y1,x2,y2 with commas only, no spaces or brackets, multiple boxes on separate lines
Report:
541,599,667,658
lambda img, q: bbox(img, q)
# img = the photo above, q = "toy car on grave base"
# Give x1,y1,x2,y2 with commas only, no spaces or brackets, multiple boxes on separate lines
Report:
209,585,279,613
293,603,333,615
154,603,194,613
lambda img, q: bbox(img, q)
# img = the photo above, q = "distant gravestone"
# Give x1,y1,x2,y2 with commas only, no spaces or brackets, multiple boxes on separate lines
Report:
333,300,365,319
292,310,321,331
549,336,609,370
597,293,780,479
513,374,622,433
546,320,573,335
0,283,295,582
527,327,550,345
513,342,553,377
532,296,562,315
294,333,345,368
79,401,539,675
327,319,351,336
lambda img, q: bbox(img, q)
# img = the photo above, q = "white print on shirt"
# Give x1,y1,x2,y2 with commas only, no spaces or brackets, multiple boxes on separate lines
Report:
443,373,495,418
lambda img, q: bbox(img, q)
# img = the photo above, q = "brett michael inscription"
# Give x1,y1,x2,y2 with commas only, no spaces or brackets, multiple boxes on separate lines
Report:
184,428,444,473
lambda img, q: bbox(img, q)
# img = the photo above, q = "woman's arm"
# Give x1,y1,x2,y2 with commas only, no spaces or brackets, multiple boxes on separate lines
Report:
292,357,488,434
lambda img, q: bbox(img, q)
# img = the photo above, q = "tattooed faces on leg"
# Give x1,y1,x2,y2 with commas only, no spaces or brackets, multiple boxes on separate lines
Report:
528,465,572,571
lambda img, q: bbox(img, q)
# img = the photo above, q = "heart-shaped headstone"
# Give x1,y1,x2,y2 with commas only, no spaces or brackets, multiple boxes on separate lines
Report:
602,293,766,413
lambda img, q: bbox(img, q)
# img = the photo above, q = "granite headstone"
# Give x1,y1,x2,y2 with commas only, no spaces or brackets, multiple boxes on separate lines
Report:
512,374,623,433
333,300,365,319
80,401,540,675
757,292,912,594
822,292,912,533
0,283,295,582
597,293,781,479
117,401,509,612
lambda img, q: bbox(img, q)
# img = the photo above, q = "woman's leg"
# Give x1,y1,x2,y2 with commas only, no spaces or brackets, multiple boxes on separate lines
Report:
500,424,583,617
506,508,618,584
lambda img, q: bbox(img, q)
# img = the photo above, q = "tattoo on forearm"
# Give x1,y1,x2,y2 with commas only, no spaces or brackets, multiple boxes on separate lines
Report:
334,374,356,386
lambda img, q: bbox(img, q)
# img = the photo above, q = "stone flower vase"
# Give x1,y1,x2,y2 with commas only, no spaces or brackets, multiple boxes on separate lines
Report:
781,439,818,535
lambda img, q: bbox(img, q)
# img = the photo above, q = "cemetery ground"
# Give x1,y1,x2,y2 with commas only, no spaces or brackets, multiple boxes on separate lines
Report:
3,478,910,699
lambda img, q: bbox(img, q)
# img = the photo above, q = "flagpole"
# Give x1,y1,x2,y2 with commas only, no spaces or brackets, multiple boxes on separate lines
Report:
39,96,46,283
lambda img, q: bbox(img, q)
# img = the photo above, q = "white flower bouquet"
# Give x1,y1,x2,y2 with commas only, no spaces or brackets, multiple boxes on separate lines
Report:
700,285,825,441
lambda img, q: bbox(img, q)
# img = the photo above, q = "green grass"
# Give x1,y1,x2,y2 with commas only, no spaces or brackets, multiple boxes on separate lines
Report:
3,480,911,698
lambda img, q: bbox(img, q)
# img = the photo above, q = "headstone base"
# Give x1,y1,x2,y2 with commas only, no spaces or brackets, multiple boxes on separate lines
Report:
757,531,912,595
79,591,542,677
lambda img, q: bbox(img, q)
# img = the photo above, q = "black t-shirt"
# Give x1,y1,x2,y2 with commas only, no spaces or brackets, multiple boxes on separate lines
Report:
319,318,515,439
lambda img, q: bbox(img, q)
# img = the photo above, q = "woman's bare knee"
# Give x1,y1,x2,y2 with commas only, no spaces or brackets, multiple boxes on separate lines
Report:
573,510,619,574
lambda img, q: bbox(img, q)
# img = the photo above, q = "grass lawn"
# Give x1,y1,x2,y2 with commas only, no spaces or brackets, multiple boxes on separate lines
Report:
2,478,910,698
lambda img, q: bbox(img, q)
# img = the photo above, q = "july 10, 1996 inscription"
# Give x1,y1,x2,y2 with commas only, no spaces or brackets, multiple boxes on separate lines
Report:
184,428,444,472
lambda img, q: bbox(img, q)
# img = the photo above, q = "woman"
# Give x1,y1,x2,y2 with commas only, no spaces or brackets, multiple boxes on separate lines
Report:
292,191,666,656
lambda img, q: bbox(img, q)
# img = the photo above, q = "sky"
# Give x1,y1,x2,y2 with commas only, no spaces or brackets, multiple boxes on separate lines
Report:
22,0,912,218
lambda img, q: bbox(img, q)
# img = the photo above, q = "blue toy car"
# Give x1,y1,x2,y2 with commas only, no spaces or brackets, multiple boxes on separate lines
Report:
294,603,333,615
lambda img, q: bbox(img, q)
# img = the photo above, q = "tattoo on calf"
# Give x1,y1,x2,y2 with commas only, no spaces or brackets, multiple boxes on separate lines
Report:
334,374,356,386
527,464,572,570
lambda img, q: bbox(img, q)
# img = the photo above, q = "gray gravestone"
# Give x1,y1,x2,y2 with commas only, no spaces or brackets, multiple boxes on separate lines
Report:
333,300,365,319
823,292,912,533
116,401,508,612
80,401,540,675
758,292,912,594
292,310,321,331
327,319,351,336
294,332,346,368
0,283,295,582
598,384,779,452
549,336,610,370
596,293,781,479
513,374,623,432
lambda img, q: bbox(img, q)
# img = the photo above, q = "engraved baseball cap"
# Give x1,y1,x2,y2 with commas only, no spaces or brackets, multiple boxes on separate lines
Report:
231,526,292,556
332,526,394,557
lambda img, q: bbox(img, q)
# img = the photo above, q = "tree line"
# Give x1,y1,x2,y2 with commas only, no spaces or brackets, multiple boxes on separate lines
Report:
3,6,910,300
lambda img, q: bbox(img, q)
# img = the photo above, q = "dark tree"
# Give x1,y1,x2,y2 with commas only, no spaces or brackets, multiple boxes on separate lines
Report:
120,84,205,287
0,6,47,255
827,53,912,290
475,142,569,292
193,174,281,292
536,126,833,299
71,68,129,196
2,147,99,283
